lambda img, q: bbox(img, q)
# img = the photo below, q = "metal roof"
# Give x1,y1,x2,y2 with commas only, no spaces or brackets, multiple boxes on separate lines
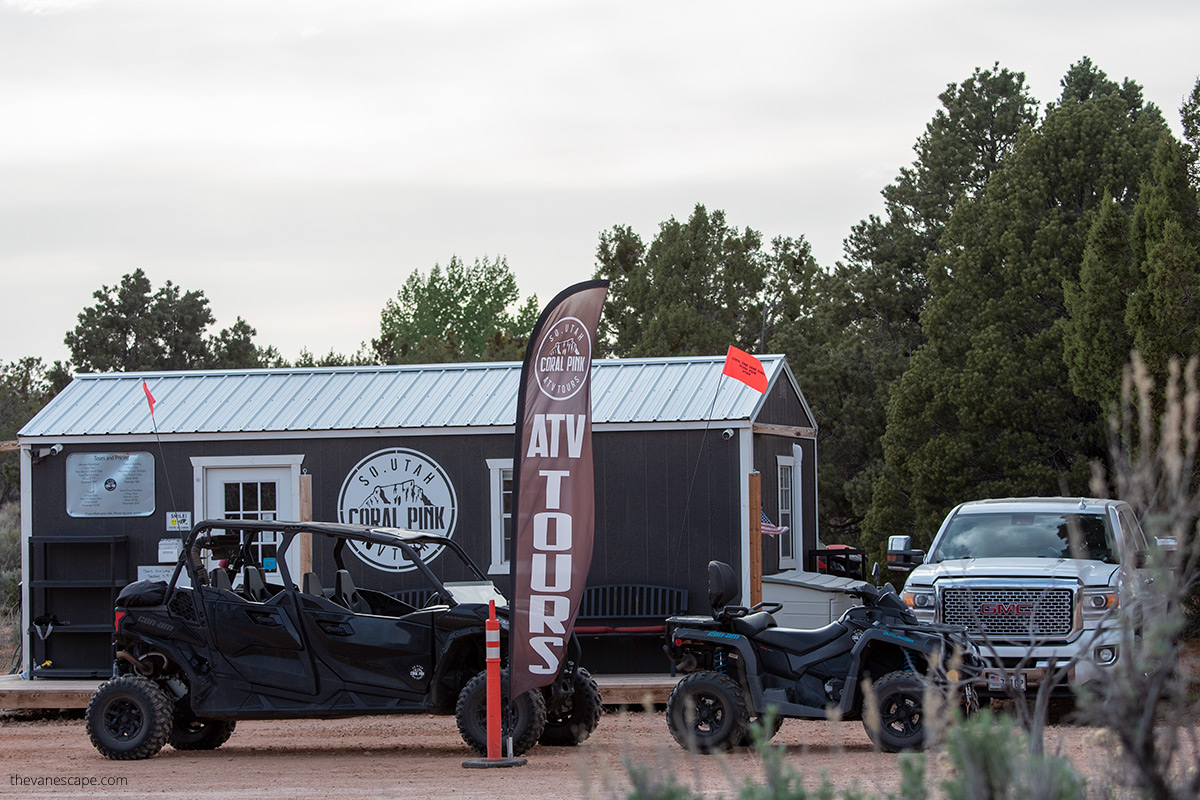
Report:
20,355,806,438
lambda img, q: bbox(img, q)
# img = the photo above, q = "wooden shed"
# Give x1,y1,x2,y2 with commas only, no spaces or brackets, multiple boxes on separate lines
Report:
16,355,817,676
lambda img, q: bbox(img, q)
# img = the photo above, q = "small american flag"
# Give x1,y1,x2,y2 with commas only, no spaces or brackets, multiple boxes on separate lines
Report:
760,510,788,536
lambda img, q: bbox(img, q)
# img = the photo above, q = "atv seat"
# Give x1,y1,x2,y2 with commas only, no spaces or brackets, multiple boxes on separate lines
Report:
731,611,777,637
707,561,740,615
754,621,848,655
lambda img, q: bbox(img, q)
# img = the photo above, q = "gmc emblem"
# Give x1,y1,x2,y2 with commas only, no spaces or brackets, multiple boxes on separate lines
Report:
980,602,1033,616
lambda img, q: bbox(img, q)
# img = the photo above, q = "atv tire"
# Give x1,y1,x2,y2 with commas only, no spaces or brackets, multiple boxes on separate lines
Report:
456,669,547,756
737,711,784,746
86,675,173,760
666,671,750,753
865,671,930,752
169,716,237,751
539,667,602,746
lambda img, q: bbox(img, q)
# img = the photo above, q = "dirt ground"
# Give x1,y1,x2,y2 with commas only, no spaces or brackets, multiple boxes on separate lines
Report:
0,707,1145,800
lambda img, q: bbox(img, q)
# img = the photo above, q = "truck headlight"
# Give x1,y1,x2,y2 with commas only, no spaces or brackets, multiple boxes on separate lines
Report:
1082,589,1117,619
902,589,935,614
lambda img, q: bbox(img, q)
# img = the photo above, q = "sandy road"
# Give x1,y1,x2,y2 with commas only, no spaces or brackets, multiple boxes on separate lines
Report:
0,707,1130,800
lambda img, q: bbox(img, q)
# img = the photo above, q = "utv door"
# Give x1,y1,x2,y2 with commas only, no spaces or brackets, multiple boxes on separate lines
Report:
201,585,318,695
297,593,435,701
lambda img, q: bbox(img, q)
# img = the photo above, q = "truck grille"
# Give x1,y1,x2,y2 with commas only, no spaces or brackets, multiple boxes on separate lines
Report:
942,587,1074,640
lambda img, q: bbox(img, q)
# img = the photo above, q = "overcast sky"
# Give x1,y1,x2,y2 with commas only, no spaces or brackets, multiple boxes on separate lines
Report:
2,0,1197,368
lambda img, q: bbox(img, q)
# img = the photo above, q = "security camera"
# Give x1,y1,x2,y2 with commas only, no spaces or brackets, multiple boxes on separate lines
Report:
49,444,63,456
721,428,734,441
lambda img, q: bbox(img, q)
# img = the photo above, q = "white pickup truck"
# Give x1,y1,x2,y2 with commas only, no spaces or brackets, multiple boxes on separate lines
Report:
886,497,1152,696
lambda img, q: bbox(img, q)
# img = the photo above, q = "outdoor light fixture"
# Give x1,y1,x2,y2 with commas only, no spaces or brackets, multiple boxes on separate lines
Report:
31,443,63,463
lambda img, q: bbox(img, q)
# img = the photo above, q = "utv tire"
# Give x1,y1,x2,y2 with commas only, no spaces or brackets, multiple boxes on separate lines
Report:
666,671,750,753
456,669,547,756
539,667,602,746
865,671,930,752
85,675,173,760
169,716,237,751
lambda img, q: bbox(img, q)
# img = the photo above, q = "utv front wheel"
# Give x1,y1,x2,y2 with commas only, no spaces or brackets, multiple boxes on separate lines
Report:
866,671,930,752
666,671,749,753
539,667,602,746
456,669,547,756
85,675,173,760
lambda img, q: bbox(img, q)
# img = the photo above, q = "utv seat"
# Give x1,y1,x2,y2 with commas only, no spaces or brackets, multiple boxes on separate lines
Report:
209,568,232,591
334,569,370,614
302,572,324,597
242,567,269,602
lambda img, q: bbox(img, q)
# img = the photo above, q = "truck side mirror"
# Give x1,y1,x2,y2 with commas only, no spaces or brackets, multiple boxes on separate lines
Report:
886,534,926,573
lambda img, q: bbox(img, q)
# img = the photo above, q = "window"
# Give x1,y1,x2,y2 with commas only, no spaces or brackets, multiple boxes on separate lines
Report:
223,479,280,572
191,455,303,580
777,455,797,568
487,459,513,574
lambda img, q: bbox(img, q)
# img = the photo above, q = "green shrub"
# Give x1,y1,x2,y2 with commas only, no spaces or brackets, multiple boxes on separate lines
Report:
940,711,1085,800
0,501,19,612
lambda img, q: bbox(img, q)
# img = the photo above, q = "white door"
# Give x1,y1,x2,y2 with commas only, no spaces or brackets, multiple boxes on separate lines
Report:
202,465,299,582
776,451,798,569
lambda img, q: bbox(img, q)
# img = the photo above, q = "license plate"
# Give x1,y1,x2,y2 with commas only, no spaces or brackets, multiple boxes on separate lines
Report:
986,672,1026,691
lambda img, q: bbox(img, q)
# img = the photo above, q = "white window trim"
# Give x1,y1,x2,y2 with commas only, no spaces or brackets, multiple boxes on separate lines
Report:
776,454,797,569
190,455,305,580
486,458,513,575
190,455,305,521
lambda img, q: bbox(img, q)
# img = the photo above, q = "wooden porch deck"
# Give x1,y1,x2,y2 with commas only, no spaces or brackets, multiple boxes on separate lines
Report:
0,673,677,711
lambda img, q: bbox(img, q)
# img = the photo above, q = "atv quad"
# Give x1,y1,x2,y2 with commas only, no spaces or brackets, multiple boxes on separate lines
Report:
86,519,601,760
663,561,979,753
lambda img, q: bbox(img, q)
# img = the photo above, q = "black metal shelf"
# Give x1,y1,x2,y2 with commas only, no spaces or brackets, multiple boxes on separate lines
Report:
28,535,129,676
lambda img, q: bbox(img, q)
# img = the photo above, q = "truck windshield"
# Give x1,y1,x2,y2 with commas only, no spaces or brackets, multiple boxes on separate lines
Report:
931,512,1117,564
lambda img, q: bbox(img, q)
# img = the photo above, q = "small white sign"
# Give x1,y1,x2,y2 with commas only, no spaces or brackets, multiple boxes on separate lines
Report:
137,565,188,586
166,511,192,533
158,538,183,563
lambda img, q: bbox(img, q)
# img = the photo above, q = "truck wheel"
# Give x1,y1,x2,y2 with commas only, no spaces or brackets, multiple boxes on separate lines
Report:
666,671,749,753
456,669,547,756
539,667,602,746
865,671,930,752
85,675,173,760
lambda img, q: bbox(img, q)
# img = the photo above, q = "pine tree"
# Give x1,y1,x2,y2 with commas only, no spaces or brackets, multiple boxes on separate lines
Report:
863,59,1170,552
779,64,1037,541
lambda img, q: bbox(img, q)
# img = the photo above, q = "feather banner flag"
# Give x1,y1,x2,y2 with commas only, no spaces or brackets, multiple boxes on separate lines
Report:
509,280,608,702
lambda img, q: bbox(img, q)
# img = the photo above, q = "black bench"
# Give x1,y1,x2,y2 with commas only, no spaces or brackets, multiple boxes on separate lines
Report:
574,584,689,637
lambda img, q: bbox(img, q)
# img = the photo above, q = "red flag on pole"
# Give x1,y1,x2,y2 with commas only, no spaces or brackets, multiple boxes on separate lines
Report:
722,346,768,393
142,381,156,416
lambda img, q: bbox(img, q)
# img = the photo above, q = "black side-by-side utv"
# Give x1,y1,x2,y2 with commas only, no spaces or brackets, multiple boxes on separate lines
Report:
85,519,600,760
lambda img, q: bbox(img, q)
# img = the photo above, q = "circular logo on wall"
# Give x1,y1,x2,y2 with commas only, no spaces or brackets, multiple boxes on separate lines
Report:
337,448,458,572
534,316,593,401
